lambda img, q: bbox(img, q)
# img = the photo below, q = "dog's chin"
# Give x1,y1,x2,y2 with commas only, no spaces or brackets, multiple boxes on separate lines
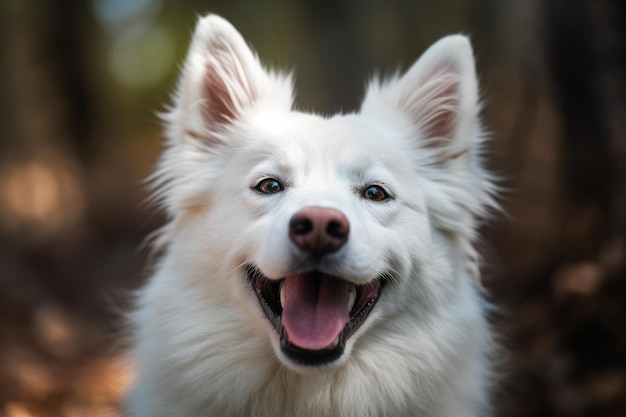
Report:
247,265,384,370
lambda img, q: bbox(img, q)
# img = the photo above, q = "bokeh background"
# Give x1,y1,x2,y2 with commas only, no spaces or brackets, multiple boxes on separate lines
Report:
0,0,624,416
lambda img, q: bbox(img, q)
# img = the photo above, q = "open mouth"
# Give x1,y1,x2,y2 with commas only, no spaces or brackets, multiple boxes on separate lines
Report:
248,266,384,366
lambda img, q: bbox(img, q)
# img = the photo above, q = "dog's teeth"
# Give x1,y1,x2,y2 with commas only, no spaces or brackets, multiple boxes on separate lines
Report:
279,281,285,307
347,285,357,312
330,338,340,348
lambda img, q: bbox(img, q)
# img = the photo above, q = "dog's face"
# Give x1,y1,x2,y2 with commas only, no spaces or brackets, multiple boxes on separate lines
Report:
222,113,431,369
154,16,494,372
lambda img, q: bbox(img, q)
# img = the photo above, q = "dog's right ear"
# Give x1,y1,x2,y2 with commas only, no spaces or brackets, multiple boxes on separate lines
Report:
151,16,293,229
167,15,293,143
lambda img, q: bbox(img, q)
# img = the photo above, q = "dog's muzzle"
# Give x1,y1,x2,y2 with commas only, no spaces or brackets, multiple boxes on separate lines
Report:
248,206,384,366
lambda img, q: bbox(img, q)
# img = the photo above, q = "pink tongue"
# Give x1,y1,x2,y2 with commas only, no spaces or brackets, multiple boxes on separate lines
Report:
281,272,350,350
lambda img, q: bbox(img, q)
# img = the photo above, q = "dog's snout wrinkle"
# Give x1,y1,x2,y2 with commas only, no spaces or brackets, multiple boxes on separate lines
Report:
289,207,349,256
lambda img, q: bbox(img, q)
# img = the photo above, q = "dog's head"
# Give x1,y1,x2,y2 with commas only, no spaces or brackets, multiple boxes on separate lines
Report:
152,15,496,372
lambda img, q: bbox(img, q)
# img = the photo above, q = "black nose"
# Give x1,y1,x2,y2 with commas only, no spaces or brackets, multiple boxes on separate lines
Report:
289,207,349,257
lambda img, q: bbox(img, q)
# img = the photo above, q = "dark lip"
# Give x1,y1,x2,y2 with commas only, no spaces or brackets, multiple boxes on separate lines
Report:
247,265,385,367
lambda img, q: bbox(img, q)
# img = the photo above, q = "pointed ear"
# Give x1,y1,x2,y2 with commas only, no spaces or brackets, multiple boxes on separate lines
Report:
361,35,479,164
361,36,498,238
171,15,293,141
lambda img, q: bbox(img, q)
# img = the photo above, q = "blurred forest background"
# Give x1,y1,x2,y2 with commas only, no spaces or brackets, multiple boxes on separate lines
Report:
0,0,624,416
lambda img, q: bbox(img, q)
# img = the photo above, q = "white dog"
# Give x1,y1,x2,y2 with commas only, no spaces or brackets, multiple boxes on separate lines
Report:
126,14,498,417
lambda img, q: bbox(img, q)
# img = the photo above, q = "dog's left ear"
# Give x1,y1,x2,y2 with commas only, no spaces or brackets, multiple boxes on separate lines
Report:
362,36,497,235
361,35,480,166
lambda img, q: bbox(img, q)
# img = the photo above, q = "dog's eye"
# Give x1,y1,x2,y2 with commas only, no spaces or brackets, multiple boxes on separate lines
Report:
362,185,389,202
255,178,284,194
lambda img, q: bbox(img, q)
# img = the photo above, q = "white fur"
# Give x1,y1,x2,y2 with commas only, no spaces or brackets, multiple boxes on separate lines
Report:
127,14,498,417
